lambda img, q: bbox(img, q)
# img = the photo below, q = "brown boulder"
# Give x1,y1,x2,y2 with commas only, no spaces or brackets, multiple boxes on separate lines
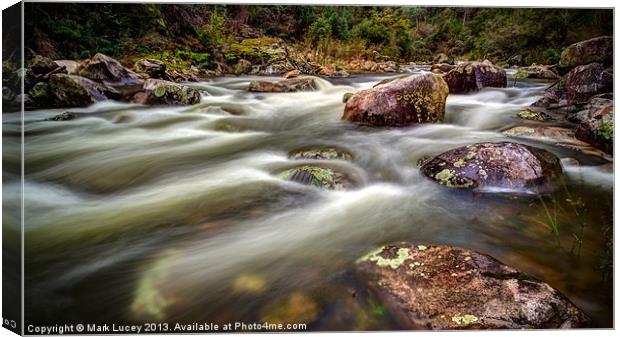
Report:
54,60,80,75
430,63,455,74
134,59,167,79
248,78,317,92
559,36,613,68
282,69,301,79
420,142,562,191
443,62,507,93
356,243,589,329
342,73,448,126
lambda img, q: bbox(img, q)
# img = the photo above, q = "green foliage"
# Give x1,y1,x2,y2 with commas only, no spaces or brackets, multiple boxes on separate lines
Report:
598,116,613,141
198,9,227,47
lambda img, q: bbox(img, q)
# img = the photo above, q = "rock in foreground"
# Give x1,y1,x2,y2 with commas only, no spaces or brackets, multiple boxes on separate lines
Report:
342,73,448,126
420,142,562,191
443,61,507,93
248,78,317,92
356,243,589,329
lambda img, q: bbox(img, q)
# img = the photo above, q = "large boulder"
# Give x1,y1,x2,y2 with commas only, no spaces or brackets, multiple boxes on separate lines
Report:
532,63,613,108
342,73,448,126
356,243,589,329
559,36,613,68
49,74,118,107
131,79,201,105
248,78,317,92
443,61,507,93
79,53,144,97
420,142,562,191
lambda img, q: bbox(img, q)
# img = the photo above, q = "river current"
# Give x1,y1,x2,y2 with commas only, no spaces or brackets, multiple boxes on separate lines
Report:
2,67,613,329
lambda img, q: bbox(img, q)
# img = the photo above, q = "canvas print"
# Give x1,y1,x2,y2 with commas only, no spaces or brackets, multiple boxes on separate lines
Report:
1,1,614,333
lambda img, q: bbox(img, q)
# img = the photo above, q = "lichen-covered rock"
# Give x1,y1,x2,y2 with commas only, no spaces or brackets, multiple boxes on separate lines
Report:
28,82,50,102
513,65,559,80
134,59,167,79
342,73,448,126
279,165,353,190
131,79,201,105
356,243,589,329
531,63,613,108
559,36,613,68
248,78,317,92
289,147,353,161
443,61,507,93
420,142,562,191
516,109,551,121
49,74,117,107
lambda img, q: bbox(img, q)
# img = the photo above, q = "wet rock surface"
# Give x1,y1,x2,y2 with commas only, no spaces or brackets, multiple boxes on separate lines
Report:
420,142,562,191
513,65,559,80
443,61,507,93
289,147,353,161
49,74,118,107
279,165,354,190
342,73,448,127
356,243,589,329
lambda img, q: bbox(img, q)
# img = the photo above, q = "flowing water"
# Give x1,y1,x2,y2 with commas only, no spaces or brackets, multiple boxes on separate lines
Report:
2,68,613,329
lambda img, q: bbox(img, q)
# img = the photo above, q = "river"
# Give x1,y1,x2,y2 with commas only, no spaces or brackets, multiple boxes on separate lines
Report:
2,67,613,329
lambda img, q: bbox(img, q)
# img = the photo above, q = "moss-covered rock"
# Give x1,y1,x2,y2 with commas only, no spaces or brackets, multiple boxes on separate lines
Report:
47,111,76,121
279,165,352,190
28,82,50,101
516,109,551,121
248,78,317,92
133,59,167,79
559,36,613,68
342,73,448,126
573,103,614,154
420,142,562,192
342,92,354,103
132,79,201,105
356,243,589,329
443,61,507,93
28,55,59,75
49,74,116,107
289,147,353,161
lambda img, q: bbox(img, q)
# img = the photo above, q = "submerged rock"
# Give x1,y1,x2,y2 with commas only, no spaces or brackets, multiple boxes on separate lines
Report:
279,165,353,190
248,78,317,92
46,111,76,121
131,79,201,105
420,142,562,191
342,73,448,126
289,147,353,161
259,292,318,326
356,243,589,329
443,61,507,93
559,36,613,68
49,74,117,107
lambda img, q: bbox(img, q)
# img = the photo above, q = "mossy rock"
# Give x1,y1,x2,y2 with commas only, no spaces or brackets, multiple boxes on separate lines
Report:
28,82,50,101
516,109,551,121
559,36,613,68
137,79,201,105
289,147,353,161
443,61,506,93
46,111,76,121
279,165,353,190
